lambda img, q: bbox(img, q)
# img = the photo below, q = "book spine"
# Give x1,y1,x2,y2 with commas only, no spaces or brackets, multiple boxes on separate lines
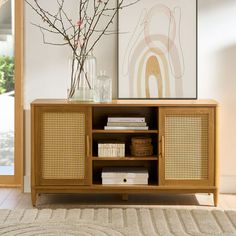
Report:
104,126,149,130
107,117,145,122
107,122,147,127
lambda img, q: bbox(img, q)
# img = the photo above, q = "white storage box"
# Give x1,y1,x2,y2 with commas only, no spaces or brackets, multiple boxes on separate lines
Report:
102,167,149,185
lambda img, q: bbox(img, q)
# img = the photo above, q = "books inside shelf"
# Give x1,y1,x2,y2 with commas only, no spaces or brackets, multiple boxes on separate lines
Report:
98,143,125,157
104,126,149,130
107,122,147,127
105,116,148,130
107,117,145,123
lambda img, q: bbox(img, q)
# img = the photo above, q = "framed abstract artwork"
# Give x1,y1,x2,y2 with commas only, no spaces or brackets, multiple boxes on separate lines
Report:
118,0,197,99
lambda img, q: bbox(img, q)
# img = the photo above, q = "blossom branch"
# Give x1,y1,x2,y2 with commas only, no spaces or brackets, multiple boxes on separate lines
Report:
25,0,140,99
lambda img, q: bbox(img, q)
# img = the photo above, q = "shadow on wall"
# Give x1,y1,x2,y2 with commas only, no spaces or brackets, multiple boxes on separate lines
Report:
198,0,236,11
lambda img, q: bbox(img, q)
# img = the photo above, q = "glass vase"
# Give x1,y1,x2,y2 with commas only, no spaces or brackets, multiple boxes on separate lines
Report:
68,52,97,101
94,72,112,102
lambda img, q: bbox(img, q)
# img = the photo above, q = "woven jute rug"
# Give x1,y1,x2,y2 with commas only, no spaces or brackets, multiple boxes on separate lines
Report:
0,208,236,235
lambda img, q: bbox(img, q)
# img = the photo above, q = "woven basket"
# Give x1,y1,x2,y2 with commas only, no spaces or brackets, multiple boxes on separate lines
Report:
130,145,153,157
131,137,152,145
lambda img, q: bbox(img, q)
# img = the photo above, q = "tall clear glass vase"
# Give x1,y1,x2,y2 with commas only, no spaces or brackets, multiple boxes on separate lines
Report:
68,52,97,101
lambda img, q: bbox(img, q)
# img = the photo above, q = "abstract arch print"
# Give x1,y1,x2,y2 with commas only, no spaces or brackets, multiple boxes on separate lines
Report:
118,0,197,99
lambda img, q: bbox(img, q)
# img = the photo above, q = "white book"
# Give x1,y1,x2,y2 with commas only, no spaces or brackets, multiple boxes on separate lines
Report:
107,122,147,127
104,126,148,130
107,117,145,122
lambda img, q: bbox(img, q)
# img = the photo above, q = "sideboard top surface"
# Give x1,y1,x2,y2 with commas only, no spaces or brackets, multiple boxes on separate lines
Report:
31,99,218,107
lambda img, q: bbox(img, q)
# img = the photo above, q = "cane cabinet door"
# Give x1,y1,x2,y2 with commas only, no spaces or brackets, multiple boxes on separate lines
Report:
32,105,92,186
159,107,215,186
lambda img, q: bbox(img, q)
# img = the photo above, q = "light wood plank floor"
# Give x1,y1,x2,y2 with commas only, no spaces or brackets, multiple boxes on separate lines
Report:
0,188,236,210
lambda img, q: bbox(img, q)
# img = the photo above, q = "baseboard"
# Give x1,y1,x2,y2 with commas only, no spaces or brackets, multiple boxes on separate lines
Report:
220,175,236,193
23,175,236,194
23,175,31,193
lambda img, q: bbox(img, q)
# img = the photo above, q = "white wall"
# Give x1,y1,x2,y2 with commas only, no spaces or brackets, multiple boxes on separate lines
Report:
24,0,236,193
24,0,76,106
198,0,236,193
24,0,117,109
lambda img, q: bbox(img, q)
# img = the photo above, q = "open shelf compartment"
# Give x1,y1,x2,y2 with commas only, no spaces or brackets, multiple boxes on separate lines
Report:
92,160,158,186
92,106,158,130
92,133,158,158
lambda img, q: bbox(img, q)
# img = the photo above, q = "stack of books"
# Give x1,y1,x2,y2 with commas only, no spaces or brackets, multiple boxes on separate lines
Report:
98,142,125,157
104,117,148,130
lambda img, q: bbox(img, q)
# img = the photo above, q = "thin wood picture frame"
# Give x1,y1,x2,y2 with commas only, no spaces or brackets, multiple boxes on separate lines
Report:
117,0,198,100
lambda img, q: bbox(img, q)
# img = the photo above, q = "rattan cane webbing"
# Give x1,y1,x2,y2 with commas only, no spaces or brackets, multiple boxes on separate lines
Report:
165,114,208,180
41,112,85,180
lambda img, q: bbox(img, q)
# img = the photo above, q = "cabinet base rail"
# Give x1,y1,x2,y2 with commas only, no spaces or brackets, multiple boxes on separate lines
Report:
31,187,218,207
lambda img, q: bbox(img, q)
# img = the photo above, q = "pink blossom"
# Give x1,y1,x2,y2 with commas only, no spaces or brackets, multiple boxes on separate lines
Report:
77,20,83,27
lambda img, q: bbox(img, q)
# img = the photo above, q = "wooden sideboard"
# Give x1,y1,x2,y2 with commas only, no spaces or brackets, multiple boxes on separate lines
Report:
31,99,218,206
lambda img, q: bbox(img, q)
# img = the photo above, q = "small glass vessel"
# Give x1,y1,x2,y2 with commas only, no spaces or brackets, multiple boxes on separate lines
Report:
94,71,112,102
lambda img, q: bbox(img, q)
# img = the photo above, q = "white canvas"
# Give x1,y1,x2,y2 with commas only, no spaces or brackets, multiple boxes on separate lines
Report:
118,0,197,99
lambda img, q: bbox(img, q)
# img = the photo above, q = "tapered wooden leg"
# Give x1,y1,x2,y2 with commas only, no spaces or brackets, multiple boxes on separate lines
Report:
214,190,218,207
31,189,37,207
122,194,129,201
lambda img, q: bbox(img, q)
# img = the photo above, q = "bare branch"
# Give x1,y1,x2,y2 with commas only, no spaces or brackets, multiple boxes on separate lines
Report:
24,0,139,98
39,27,69,46
31,22,60,34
